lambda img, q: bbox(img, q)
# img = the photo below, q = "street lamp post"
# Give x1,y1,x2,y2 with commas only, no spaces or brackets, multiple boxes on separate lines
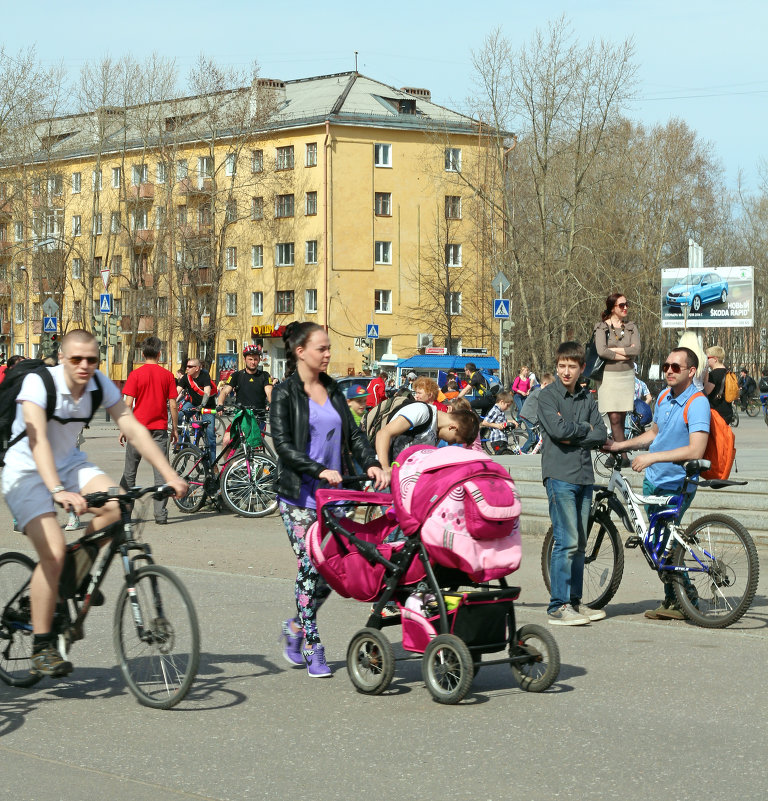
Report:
12,238,55,357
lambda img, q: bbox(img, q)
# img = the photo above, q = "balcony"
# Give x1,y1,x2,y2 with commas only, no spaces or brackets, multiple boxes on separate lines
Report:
120,229,154,250
1,321,10,335
128,183,155,202
181,267,212,286
0,240,12,260
179,223,212,241
0,198,11,219
177,177,213,196
0,282,9,297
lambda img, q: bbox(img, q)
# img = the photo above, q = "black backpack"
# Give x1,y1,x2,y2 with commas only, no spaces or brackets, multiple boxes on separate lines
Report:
759,376,768,394
0,360,103,466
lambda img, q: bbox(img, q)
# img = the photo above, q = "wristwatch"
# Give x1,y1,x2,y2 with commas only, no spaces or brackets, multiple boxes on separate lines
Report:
50,485,65,495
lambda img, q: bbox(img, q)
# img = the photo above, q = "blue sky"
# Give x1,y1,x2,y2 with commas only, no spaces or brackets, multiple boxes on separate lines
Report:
6,0,767,191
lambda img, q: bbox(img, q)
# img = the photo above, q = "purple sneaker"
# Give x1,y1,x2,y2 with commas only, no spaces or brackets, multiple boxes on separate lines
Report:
302,643,332,678
280,619,304,666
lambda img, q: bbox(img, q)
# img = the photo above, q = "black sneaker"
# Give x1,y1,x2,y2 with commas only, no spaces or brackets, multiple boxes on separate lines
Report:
31,646,73,678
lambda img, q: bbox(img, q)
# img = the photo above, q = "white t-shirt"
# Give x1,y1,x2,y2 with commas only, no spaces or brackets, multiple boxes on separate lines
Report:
4,365,122,474
390,402,438,458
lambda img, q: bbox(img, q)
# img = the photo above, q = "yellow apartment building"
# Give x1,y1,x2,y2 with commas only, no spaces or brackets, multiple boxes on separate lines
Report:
0,72,497,381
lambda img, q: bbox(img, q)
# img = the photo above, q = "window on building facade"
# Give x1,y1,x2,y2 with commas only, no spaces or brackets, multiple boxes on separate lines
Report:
374,289,392,313
445,195,462,219
445,243,462,267
132,209,148,231
374,192,392,216
177,206,187,226
306,142,318,167
251,196,264,220
48,175,63,196
226,246,237,269
93,213,102,235
276,146,294,170
72,215,81,236
305,289,318,314
111,211,120,234
72,299,82,321
15,302,24,323
113,297,122,317
157,296,168,317
156,162,167,184
276,290,294,314
374,143,392,167
226,293,237,316
176,159,188,180
132,164,148,185
251,149,263,173
251,244,263,268
305,191,317,216
275,242,294,266
305,240,318,264
112,167,121,188
92,170,102,191
71,172,81,193
199,205,211,226
226,339,237,354
155,206,166,229
225,198,237,223
445,148,462,172
275,194,294,218
225,153,237,176
375,241,392,264
72,257,82,279
198,156,213,179
111,254,122,275
251,292,263,316
448,291,462,315
14,221,23,241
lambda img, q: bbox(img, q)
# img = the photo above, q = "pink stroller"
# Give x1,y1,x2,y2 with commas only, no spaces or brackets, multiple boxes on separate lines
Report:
307,445,560,704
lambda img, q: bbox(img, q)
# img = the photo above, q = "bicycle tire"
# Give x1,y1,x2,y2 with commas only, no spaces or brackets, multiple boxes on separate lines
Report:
171,446,209,513
541,512,624,609
671,514,759,628
220,453,278,518
745,398,760,417
730,405,739,427
0,552,41,688
113,564,200,709
593,451,614,480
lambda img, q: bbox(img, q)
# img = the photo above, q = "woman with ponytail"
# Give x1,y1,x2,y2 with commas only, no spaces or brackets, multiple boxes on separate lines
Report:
270,322,386,677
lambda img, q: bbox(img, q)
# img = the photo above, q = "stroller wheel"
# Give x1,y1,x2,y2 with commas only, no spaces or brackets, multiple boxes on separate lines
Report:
510,624,560,692
422,634,473,705
346,628,395,695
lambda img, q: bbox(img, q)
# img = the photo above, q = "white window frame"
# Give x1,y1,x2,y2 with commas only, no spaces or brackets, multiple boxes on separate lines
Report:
156,162,167,184
305,240,318,264
445,243,462,267
251,149,263,173
225,153,237,176
92,169,102,191
111,211,121,234
251,244,263,268
14,221,23,241
93,213,102,235
15,302,24,323
306,142,317,167
72,257,82,279
226,339,237,354
131,208,148,231
111,167,121,188
276,146,294,170
375,192,392,216
111,254,122,275
445,148,462,172
48,175,63,196
445,195,462,219
72,215,81,236
448,291,462,316
132,164,148,186
275,242,294,267
374,241,392,265
251,196,264,220
305,288,318,314
225,293,237,316
276,290,294,314
251,291,263,316
226,246,237,270
176,159,188,180
374,289,392,314
374,143,392,168
275,194,294,218
305,191,317,216
71,172,81,194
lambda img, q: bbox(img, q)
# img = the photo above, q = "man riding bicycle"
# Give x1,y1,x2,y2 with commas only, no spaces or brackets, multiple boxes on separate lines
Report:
1,330,187,677
216,344,272,447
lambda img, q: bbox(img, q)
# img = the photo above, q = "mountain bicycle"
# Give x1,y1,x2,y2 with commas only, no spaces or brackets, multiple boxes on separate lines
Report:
172,406,278,518
540,459,759,628
480,420,526,456
593,406,648,479
0,486,200,708
742,395,761,418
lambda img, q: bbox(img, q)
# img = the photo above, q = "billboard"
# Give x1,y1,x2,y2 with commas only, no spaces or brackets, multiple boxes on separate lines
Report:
660,266,754,328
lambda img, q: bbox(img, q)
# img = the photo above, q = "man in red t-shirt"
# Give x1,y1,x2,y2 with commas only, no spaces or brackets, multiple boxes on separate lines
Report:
367,370,388,408
119,336,178,524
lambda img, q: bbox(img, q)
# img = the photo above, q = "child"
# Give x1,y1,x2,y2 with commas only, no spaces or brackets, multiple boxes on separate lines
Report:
480,391,516,454
445,397,483,451
538,342,607,626
345,384,370,427
519,373,553,453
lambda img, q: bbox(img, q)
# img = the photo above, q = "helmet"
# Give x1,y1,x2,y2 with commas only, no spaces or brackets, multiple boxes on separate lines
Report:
243,344,262,357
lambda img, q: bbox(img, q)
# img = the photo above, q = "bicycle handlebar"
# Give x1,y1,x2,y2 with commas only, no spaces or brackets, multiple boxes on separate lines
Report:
80,485,177,509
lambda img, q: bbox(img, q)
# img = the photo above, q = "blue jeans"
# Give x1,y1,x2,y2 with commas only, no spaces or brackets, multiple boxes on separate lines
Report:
546,478,592,613
513,394,525,416
520,417,537,453
182,401,216,464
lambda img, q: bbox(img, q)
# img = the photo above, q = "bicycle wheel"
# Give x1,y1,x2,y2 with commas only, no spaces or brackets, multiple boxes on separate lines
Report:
746,398,760,417
422,634,474,704
730,405,739,427
671,514,759,628
346,628,395,695
113,565,200,709
541,513,624,609
593,451,614,480
510,624,560,692
171,446,208,513
0,552,41,688
220,453,278,518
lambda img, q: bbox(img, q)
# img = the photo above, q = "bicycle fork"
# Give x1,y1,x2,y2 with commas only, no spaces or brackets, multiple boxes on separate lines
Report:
121,543,161,644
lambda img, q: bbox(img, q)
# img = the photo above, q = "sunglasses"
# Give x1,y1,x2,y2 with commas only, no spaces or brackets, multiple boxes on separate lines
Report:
662,362,689,374
616,302,628,309
186,365,199,370
64,355,99,366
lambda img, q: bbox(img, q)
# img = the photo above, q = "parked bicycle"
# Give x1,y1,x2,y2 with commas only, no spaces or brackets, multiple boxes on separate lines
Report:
172,405,278,518
540,459,759,628
480,420,526,456
0,486,200,708
593,404,649,479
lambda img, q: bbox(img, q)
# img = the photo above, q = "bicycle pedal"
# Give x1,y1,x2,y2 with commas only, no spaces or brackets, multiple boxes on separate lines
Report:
624,536,642,549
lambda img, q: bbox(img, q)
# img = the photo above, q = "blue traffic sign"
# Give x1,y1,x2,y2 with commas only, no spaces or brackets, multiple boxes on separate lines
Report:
366,324,379,339
43,316,58,333
99,293,112,314
493,299,510,319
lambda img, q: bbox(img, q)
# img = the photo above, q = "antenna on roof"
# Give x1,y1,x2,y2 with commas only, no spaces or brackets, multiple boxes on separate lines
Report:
354,51,358,73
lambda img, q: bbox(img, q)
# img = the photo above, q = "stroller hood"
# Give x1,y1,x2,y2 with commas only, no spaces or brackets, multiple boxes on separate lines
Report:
391,445,522,581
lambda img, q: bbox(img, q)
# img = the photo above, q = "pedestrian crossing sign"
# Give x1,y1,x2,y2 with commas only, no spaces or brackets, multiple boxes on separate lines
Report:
366,324,379,339
100,293,112,314
493,299,510,319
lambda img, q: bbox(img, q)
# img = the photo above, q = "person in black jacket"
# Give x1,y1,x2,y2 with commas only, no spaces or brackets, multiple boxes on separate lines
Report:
270,321,386,677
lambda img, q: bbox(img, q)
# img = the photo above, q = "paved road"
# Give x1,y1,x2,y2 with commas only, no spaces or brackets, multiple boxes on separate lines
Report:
0,422,766,800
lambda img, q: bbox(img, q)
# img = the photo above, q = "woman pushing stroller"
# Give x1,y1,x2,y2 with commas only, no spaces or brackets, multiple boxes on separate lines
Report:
270,322,387,677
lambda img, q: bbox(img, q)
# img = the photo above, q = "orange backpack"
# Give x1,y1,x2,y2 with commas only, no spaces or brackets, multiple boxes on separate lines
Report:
657,389,735,480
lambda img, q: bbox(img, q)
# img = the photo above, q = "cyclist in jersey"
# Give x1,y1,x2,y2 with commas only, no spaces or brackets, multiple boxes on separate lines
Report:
216,344,272,416
177,358,217,462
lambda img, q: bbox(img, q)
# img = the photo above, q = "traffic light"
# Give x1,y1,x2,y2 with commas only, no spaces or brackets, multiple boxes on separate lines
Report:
108,316,119,345
362,352,371,370
94,318,107,357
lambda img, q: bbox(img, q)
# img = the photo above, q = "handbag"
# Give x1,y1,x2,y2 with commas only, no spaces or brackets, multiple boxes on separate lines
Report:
583,327,606,382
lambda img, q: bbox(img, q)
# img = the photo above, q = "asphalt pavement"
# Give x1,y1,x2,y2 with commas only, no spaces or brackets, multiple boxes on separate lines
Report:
0,420,766,801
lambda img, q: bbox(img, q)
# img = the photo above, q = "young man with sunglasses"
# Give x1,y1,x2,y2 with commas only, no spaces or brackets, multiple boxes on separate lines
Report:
604,346,709,620
1,329,187,678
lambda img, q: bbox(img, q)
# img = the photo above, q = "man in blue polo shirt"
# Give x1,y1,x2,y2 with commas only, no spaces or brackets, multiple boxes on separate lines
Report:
606,346,709,619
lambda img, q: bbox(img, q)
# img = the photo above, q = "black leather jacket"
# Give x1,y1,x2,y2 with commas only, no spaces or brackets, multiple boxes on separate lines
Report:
269,370,379,501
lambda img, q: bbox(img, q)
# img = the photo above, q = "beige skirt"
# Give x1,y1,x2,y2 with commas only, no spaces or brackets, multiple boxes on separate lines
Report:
598,369,634,414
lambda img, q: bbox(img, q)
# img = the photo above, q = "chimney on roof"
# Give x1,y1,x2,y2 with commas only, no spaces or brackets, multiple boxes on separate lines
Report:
401,87,431,102
251,78,286,119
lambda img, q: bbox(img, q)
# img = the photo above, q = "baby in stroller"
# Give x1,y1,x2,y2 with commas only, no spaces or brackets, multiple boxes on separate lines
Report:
307,445,560,704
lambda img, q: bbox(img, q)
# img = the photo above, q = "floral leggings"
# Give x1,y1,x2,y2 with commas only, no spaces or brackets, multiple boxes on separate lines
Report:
278,500,332,646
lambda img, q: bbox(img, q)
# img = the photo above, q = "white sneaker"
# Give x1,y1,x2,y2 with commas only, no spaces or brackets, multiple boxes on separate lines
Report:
573,605,606,622
547,605,590,626
64,514,81,532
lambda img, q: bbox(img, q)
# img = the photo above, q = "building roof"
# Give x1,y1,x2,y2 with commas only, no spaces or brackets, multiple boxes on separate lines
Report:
398,355,500,370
